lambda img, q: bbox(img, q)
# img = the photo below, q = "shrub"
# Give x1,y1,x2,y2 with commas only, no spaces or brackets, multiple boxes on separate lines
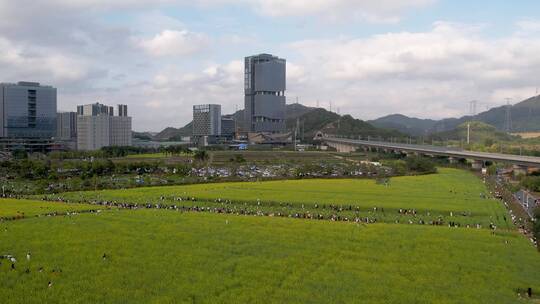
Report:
405,157,437,174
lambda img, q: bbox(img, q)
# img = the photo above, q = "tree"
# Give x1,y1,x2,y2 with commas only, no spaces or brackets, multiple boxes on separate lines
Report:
194,150,209,162
521,176,540,192
405,157,437,174
12,149,27,160
232,154,246,163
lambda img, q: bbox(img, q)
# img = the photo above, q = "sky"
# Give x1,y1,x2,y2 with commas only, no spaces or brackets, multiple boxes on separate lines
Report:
1,0,540,131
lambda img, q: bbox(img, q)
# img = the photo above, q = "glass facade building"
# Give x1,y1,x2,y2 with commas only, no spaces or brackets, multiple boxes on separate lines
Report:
244,54,286,133
0,82,57,138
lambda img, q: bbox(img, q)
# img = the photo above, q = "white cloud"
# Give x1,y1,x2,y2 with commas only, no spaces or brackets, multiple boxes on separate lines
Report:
250,0,435,22
0,0,434,25
0,36,102,84
137,30,210,57
516,19,540,32
286,22,540,119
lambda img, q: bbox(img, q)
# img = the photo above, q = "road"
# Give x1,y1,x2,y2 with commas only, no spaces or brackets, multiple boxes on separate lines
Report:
514,190,539,219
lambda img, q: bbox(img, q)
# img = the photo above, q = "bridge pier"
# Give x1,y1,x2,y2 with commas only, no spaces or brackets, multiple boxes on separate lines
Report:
404,151,419,157
471,160,484,170
448,157,457,164
327,142,356,153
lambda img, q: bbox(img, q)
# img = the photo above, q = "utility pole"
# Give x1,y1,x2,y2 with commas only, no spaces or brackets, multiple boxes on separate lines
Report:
505,98,512,133
467,123,471,145
294,117,299,151
301,119,304,141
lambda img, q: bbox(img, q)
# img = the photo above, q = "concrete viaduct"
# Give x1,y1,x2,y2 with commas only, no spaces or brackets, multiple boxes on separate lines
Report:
317,135,540,172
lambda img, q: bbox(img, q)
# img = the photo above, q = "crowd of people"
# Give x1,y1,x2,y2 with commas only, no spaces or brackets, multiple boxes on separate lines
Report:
35,193,499,230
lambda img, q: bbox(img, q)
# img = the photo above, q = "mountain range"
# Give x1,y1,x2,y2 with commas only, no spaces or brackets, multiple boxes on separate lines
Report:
145,94,540,141
370,95,540,136
151,103,403,141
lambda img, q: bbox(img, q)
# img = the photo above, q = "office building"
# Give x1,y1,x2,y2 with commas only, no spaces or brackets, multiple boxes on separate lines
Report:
77,103,113,117
193,104,221,136
56,112,77,140
110,104,131,147
221,115,236,139
0,82,57,138
77,102,132,151
56,111,78,150
244,54,286,133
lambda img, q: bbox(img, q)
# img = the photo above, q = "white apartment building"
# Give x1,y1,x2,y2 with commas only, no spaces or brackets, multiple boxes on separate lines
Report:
76,103,132,151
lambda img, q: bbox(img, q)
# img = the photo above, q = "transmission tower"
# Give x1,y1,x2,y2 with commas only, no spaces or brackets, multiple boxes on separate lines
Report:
504,98,512,133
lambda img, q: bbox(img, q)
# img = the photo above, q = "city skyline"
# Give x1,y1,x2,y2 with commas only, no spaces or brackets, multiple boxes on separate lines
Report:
1,0,540,131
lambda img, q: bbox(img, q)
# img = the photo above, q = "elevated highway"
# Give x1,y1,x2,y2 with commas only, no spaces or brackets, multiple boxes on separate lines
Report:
319,136,540,168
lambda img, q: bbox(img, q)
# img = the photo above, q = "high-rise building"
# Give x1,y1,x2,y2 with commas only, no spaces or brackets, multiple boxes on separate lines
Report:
244,54,286,133
0,82,57,138
117,104,128,117
77,103,113,117
221,115,236,139
193,104,221,137
56,112,77,140
77,102,132,151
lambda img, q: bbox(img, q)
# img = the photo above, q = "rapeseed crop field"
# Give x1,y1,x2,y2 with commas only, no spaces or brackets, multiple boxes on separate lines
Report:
52,168,510,227
0,199,102,218
0,211,538,303
3,168,539,303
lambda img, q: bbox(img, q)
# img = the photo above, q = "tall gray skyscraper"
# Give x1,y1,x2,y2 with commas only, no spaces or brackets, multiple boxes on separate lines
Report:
0,82,57,138
193,104,221,137
244,54,286,133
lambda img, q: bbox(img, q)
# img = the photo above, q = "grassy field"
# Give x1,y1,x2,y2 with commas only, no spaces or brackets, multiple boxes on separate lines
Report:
208,150,363,165
0,199,103,218
0,210,539,303
52,168,510,228
124,152,191,159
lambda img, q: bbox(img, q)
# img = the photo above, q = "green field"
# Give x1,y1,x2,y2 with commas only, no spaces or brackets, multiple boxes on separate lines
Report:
123,152,190,159
52,168,510,228
5,168,540,302
0,199,102,218
208,150,354,164
0,210,539,303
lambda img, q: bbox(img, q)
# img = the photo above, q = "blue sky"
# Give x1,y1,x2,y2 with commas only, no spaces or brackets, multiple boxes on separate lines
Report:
1,0,539,131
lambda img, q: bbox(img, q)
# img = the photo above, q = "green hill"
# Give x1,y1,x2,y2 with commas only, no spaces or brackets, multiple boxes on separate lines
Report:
154,104,314,141
369,95,540,136
287,108,405,142
154,123,192,141
428,121,516,143
369,114,438,136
